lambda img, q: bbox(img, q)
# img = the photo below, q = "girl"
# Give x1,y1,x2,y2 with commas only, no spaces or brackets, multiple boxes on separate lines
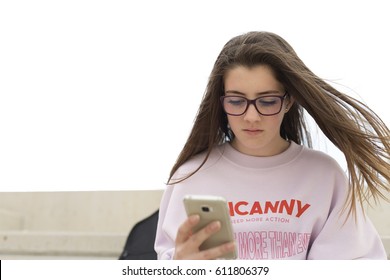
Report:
155,31,390,259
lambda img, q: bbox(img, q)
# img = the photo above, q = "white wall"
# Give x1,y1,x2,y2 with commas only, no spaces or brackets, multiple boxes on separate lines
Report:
366,199,390,258
0,190,163,259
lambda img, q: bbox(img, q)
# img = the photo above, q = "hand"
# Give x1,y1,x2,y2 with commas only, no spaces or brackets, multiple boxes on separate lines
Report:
173,214,236,260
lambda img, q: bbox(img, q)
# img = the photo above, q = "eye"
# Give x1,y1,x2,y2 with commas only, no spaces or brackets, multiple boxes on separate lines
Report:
257,97,279,107
259,100,277,106
226,97,246,106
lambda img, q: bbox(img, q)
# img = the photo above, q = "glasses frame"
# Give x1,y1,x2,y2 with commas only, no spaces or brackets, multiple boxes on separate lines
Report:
220,92,288,116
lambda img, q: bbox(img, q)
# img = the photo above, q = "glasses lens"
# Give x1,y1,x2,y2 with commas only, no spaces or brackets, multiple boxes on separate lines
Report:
222,95,284,116
256,96,283,115
223,96,248,115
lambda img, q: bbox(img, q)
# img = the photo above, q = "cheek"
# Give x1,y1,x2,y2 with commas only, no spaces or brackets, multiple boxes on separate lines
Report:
226,116,241,136
227,116,239,130
267,115,285,130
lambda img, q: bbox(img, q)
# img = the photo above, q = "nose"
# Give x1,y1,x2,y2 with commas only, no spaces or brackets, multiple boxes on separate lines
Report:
243,103,261,122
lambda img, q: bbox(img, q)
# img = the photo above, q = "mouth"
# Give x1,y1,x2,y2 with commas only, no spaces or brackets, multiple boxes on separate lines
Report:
243,129,263,135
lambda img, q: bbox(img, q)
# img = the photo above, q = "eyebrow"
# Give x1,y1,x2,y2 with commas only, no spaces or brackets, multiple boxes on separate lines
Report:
225,90,282,96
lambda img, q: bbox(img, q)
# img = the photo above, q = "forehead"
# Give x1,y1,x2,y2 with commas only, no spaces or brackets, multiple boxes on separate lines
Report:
224,65,284,95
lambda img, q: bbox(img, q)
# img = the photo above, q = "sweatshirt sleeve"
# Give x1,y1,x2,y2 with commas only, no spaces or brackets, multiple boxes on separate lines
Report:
154,184,176,260
307,170,387,259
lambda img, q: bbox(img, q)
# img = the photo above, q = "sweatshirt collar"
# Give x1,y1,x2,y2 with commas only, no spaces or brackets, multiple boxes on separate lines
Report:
218,141,303,169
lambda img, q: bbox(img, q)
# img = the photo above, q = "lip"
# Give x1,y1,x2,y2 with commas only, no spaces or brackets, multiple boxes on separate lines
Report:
243,128,263,132
243,129,263,135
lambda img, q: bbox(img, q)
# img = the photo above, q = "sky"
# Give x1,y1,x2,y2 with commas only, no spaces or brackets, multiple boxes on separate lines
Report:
1,0,389,191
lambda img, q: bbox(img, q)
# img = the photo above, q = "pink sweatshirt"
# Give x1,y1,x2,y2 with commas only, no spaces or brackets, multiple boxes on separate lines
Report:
155,142,387,259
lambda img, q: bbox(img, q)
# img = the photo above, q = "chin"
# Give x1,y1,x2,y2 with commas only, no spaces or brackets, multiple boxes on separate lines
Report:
234,137,281,156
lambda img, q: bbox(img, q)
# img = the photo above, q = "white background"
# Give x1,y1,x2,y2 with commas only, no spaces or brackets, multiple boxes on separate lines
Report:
1,0,389,191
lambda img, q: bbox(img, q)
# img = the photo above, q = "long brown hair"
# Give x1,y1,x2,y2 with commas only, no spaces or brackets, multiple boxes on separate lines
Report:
168,31,390,216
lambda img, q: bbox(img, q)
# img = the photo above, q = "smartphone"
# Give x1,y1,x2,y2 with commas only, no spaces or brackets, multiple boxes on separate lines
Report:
183,194,237,259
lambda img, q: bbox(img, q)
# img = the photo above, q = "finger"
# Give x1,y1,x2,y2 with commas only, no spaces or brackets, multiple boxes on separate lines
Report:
174,220,221,260
175,215,200,244
187,220,222,248
195,241,236,260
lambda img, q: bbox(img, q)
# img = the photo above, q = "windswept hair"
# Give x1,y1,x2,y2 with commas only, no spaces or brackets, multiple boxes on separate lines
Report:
168,31,390,216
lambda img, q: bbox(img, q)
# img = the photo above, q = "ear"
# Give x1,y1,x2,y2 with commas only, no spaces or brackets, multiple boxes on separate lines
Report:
285,95,295,112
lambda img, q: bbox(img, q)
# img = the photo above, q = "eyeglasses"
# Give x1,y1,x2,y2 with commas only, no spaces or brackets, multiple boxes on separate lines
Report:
220,93,288,116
